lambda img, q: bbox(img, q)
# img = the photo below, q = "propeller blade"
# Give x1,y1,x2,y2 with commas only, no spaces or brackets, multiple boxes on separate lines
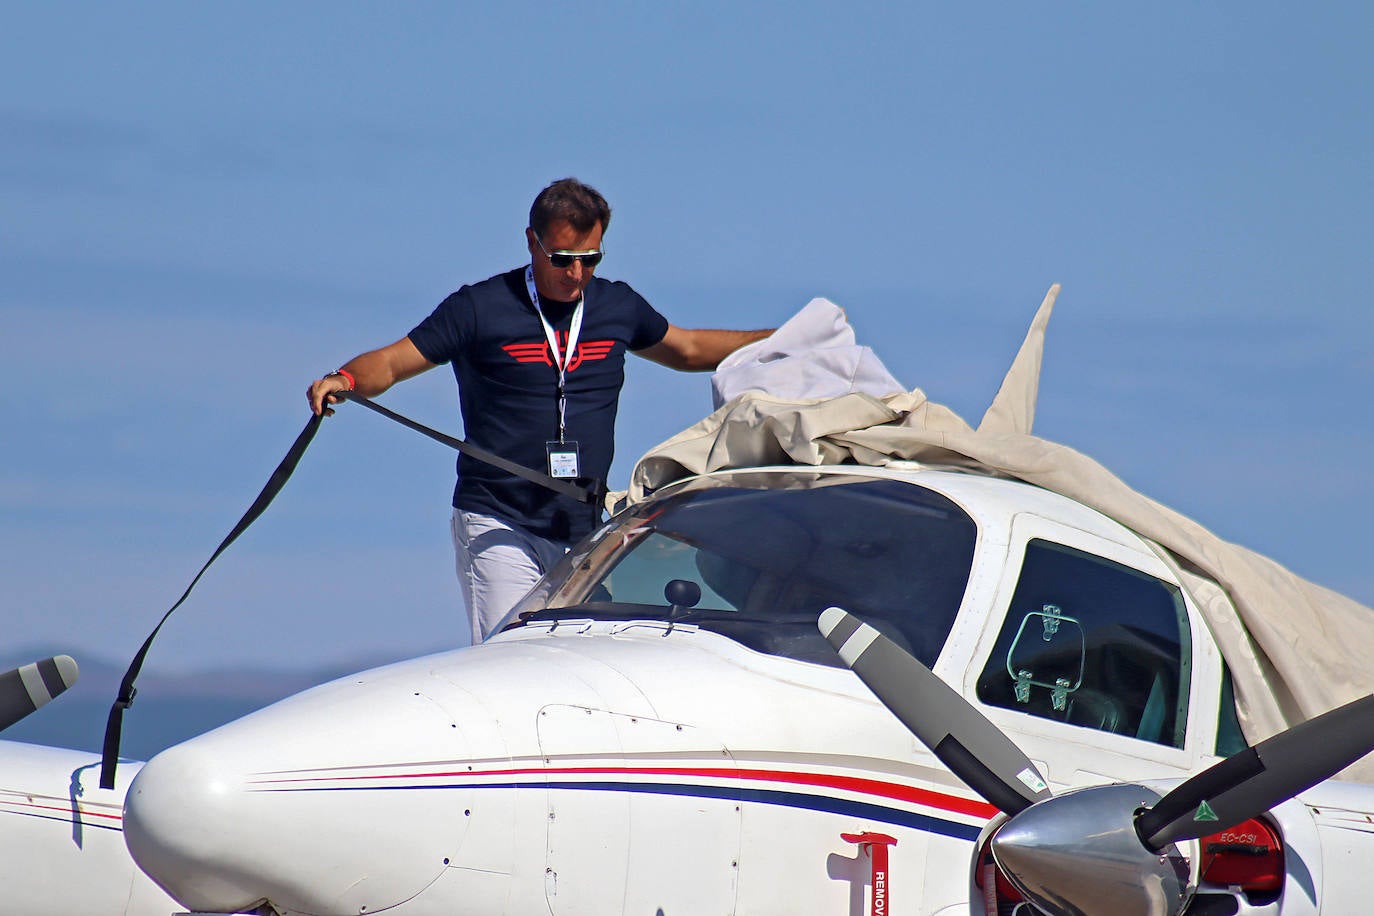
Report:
819,607,1051,814
1139,692,1374,849
0,655,79,732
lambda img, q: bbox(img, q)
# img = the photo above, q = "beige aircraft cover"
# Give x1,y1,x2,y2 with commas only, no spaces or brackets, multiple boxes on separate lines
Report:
617,286,1374,778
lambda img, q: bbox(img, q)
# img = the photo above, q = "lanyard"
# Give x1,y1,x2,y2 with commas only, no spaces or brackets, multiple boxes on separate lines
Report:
524,266,584,443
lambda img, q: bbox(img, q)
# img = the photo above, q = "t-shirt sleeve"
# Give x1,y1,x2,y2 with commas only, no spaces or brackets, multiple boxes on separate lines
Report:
408,288,475,365
626,287,670,351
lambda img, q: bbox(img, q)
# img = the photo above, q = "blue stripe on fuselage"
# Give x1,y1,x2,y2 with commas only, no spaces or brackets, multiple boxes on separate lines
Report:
261,779,983,842
0,808,123,832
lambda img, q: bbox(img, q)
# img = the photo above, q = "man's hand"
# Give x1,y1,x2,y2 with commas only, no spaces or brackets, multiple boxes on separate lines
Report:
308,373,354,416
306,338,437,416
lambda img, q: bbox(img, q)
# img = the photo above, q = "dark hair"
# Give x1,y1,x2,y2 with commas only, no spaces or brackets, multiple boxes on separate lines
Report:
529,178,612,237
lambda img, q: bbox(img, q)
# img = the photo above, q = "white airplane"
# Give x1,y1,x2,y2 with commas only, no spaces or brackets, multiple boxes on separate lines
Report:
4,295,1373,916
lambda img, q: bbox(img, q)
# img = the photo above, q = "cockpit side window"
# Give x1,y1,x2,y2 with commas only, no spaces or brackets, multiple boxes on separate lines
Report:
509,476,979,669
975,539,1192,748
1216,663,1249,757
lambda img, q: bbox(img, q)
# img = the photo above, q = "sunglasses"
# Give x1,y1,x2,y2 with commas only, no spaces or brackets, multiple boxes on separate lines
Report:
534,233,604,269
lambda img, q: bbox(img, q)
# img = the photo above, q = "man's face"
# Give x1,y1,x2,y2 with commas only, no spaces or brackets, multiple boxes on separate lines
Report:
526,219,604,302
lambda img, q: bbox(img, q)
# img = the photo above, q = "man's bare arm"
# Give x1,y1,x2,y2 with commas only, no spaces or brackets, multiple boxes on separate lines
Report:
307,337,436,415
636,324,774,373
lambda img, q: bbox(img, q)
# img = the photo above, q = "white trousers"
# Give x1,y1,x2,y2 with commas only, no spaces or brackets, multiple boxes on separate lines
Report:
451,508,570,646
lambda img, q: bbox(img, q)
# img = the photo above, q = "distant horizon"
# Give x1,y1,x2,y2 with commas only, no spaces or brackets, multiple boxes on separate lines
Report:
0,644,416,759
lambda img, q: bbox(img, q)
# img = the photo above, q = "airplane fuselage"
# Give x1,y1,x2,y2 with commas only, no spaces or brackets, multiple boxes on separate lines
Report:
10,465,1374,915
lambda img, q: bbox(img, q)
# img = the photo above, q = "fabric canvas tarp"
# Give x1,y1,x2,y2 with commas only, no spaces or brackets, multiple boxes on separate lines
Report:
614,286,1374,779
709,296,905,409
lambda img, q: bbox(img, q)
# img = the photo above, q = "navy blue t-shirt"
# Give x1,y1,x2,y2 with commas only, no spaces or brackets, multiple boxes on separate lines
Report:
408,267,668,541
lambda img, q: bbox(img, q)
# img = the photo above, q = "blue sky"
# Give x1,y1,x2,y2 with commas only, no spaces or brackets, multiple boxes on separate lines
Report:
3,4,1371,674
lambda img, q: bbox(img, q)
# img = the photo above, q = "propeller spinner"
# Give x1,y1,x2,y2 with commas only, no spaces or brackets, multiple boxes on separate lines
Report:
819,607,1374,916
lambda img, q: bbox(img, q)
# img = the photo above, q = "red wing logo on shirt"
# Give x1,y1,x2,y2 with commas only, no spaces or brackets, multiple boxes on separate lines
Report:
502,332,616,372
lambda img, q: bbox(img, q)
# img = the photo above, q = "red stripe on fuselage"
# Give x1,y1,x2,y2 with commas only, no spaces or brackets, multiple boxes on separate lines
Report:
0,799,122,822
250,764,997,820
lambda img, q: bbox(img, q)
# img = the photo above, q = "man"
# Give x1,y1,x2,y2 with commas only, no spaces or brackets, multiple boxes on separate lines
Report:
308,178,773,644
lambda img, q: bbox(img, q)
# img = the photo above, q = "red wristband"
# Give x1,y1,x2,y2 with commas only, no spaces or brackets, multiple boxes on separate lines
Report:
333,369,356,390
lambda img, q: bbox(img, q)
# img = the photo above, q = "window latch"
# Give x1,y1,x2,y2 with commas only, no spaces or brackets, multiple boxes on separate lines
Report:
1041,603,1063,641
1014,669,1033,704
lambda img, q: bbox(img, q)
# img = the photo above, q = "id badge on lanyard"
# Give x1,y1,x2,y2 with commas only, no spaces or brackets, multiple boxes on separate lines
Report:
526,267,584,479
545,440,581,479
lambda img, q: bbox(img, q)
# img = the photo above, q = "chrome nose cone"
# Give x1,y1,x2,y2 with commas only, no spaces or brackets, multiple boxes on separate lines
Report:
990,784,1190,916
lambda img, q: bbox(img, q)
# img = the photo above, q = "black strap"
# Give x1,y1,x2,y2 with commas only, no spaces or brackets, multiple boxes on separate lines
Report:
99,412,325,788
339,390,604,505
98,393,605,789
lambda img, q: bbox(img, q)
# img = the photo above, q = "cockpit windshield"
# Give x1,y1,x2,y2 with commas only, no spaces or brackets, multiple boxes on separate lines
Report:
503,472,978,668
